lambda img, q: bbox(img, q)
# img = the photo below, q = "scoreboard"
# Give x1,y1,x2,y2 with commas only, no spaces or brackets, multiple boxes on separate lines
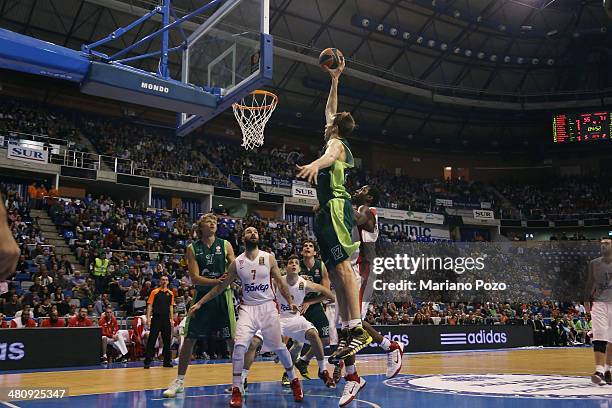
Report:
553,111,612,143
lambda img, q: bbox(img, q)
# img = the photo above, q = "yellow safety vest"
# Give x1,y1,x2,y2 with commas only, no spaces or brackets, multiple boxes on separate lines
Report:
93,258,109,276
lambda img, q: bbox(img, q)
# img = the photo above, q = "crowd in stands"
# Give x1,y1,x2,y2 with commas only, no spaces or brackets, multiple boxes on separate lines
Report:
348,169,496,213
0,99,86,151
497,177,612,220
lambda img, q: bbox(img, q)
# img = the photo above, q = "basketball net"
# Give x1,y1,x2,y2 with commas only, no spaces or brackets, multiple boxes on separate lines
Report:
232,90,278,150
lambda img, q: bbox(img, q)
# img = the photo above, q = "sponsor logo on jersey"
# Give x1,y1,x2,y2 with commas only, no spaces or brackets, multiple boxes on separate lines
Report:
244,282,270,293
259,256,265,265
215,245,222,254
280,303,293,312
385,374,612,399
299,282,305,290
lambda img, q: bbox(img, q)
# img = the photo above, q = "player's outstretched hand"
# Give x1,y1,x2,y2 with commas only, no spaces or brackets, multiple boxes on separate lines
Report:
290,303,299,314
323,56,345,80
188,302,202,316
300,301,312,315
296,163,319,185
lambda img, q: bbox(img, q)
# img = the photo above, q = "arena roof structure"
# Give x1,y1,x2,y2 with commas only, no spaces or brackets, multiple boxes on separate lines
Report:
0,0,611,148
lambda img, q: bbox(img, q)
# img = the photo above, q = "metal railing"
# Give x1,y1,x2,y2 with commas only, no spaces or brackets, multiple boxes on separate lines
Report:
0,130,74,149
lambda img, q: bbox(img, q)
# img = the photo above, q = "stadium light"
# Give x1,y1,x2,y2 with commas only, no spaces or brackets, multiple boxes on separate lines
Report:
403,32,411,40
504,56,511,63
465,49,472,57
440,43,448,51
361,18,370,27
547,59,555,65
531,58,540,65
377,24,385,32
427,40,436,47
490,54,497,62
416,36,424,44
453,47,461,54
389,27,398,36
477,52,485,59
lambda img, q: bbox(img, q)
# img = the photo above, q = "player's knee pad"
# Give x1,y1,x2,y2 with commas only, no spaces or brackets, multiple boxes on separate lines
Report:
594,340,607,353
232,344,247,362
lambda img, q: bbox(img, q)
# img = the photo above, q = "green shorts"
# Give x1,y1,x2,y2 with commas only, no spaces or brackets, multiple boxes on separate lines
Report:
185,288,236,340
304,303,330,339
314,198,359,269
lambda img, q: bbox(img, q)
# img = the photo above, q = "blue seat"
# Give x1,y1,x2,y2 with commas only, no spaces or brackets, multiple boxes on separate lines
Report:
28,265,39,273
102,227,111,235
64,230,74,240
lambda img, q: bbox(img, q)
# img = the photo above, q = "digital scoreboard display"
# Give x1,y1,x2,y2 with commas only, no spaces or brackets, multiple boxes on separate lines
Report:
553,111,612,143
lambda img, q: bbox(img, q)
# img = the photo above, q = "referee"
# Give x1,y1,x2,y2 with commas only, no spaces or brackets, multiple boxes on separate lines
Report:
144,275,174,369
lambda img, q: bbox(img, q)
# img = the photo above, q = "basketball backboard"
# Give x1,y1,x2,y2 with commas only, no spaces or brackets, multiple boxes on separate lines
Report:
177,0,272,136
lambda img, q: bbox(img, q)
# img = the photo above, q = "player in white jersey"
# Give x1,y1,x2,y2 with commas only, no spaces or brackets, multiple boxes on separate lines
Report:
242,255,336,388
333,185,405,406
188,226,303,407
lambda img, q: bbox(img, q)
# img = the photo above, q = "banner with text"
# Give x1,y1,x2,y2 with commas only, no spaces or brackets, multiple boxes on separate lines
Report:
8,142,48,164
473,209,494,220
291,185,318,200
360,325,533,354
249,174,272,185
379,219,451,242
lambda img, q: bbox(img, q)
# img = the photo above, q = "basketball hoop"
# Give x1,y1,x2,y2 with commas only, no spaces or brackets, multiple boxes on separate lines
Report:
232,90,278,150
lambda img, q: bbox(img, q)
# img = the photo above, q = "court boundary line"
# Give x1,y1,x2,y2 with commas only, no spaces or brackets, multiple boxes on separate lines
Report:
3,346,588,375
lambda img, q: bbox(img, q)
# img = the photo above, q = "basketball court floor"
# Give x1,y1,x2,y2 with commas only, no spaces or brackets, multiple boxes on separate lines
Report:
2,347,611,407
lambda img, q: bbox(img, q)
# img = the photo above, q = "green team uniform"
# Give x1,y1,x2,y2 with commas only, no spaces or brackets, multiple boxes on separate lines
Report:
301,259,330,338
314,138,360,269
185,238,236,339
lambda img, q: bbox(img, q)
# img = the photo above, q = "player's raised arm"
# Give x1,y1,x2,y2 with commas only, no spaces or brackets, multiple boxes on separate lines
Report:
188,261,237,315
186,244,224,286
324,56,345,125
270,254,297,313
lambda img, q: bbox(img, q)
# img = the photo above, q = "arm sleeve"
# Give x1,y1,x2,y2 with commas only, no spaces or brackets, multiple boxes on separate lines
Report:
147,289,158,305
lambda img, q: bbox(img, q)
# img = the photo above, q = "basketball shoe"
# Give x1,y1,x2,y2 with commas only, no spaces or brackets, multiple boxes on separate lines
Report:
339,373,366,407
319,369,336,388
162,379,184,398
229,386,242,407
386,341,404,378
328,328,350,365
290,378,304,402
334,326,373,360
591,371,606,386
295,358,311,379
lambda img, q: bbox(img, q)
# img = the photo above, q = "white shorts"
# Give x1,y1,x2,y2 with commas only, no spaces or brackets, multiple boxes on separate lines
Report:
235,301,284,351
591,301,612,343
256,314,316,351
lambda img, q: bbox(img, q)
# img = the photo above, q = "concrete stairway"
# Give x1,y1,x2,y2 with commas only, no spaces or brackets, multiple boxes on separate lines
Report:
30,209,80,267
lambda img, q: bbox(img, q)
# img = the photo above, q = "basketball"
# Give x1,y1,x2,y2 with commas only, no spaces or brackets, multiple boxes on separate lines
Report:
319,48,344,70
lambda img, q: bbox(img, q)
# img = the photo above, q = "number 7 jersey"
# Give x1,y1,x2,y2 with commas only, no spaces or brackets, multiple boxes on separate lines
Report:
235,250,276,306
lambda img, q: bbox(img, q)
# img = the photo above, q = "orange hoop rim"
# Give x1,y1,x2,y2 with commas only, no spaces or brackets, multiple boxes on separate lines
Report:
232,89,278,111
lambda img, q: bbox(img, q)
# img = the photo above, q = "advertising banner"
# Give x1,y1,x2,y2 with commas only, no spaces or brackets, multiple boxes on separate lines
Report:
0,327,101,370
360,325,534,354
